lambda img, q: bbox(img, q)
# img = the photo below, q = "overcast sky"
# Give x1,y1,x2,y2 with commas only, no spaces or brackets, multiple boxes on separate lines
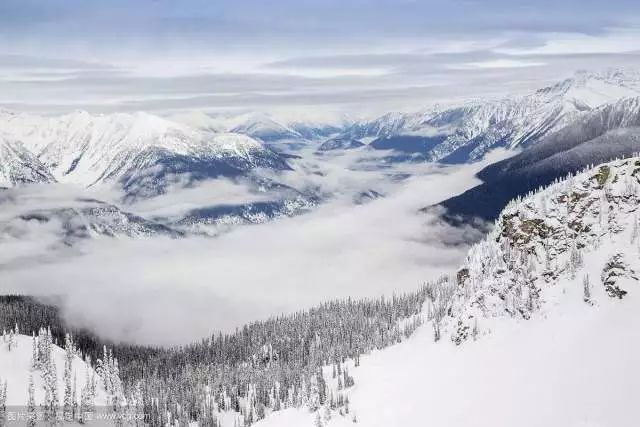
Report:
1,0,640,118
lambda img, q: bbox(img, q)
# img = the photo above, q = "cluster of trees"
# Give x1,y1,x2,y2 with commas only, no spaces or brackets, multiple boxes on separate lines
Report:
0,322,130,425
0,295,162,379
0,289,431,425
135,292,427,425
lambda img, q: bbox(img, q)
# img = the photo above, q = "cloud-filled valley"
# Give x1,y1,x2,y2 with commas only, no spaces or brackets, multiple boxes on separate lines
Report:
0,144,504,345
3,3,640,427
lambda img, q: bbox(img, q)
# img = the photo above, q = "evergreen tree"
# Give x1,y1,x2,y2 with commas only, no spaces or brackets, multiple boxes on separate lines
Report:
31,333,38,370
63,333,74,420
72,373,78,421
583,274,592,304
308,375,321,412
27,373,37,427
0,379,7,414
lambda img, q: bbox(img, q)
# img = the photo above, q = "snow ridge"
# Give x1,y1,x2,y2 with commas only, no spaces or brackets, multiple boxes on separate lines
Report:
0,134,55,187
347,69,640,162
445,156,640,343
0,111,288,190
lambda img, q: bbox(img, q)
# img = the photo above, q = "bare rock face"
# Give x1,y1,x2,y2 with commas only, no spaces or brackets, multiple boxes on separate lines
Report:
444,157,640,345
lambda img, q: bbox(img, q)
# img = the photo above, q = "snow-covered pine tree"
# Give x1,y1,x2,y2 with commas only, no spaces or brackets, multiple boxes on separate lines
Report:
583,274,592,304
72,373,78,421
27,373,36,427
343,367,355,388
31,333,38,370
7,327,15,351
63,333,74,420
0,379,7,413
50,352,59,418
308,375,320,412
316,369,327,405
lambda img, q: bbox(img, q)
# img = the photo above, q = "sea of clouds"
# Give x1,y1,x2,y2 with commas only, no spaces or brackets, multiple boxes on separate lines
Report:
0,147,509,345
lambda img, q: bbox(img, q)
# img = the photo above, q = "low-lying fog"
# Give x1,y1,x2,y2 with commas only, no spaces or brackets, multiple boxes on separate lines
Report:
0,147,509,345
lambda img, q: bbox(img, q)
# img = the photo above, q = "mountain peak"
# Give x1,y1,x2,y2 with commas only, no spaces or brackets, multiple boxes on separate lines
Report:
535,68,640,107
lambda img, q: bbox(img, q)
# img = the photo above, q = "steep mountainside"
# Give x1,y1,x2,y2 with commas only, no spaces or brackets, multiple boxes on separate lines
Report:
447,157,640,340
0,135,55,187
0,111,290,196
440,97,640,221
347,69,640,163
317,136,365,152
255,157,640,427
10,199,181,242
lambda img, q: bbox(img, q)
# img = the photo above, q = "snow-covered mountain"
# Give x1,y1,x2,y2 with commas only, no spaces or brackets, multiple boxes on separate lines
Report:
347,69,640,163
448,156,640,340
0,134,55,187
440,96,640,221
170,196,318,235
170,111,345,143
288,121,343,142
14,199,181,241
0,110,290,196
225,112,305,143
317,136,365,152
255,156,640,427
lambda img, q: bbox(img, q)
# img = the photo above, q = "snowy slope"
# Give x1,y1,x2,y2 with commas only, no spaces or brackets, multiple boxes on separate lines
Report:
256,156,640,427
228,112,304,142
0,334,109,406
439,96,640,221
317,136,365,152
0,110,290,193
170,111,345,143
347,69,640,162
0,135,55,187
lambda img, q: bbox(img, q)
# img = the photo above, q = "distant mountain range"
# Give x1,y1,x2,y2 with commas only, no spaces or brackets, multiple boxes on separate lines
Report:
438,96,640,222
3,68,640,230
0,111,313,240
0,110,291,197
170,69,640,166
170,111,342,144
343,69,640,162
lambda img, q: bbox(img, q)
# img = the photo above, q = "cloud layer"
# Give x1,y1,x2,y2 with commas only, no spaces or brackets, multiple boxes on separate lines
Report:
1,1,640,116
0,149,508,345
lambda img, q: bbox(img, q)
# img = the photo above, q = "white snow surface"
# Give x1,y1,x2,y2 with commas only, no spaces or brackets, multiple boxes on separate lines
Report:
0,110,273,187
0,135,54,187
256,156,640,427
259,283,639,427
0,334,109,406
